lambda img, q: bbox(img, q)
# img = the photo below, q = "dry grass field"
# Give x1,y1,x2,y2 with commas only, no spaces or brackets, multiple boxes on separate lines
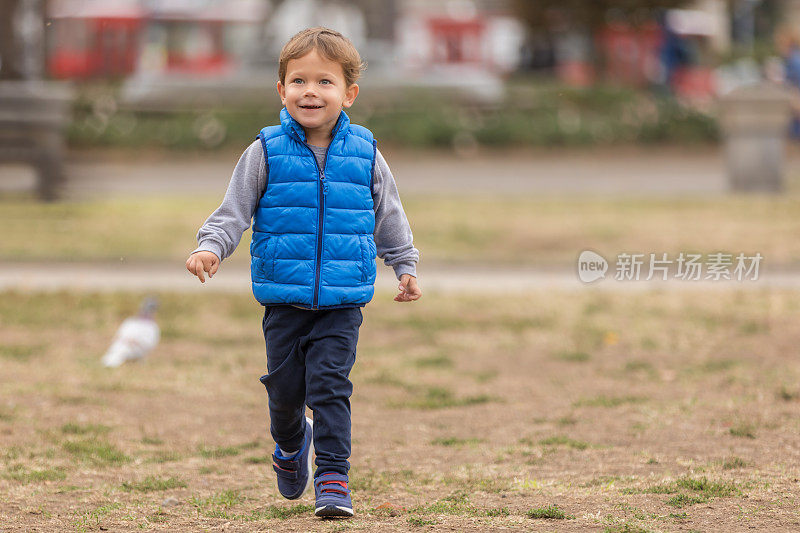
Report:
1,288,799,531
3,194,800,268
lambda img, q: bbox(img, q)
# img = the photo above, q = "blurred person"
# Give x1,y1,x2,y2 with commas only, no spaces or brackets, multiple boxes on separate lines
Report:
776,27,800,139
656,10,692,96
186,27,421,518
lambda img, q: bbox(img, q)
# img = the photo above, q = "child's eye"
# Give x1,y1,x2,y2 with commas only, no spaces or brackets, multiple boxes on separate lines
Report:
292,79,303,84
320,79,331,85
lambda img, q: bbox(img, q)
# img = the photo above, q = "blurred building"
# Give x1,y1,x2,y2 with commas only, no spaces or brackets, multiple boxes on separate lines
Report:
46,0,524,80
393,0,524,75
47,0,267,78
540,0,729,100
596,5,723,99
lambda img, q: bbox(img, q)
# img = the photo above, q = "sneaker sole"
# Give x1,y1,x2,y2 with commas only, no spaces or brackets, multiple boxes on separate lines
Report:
281,417,314,500
303,417,314,496
315,504,354,518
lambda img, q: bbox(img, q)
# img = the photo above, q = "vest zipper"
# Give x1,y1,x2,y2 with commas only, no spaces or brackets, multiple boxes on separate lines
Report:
303,139,333,310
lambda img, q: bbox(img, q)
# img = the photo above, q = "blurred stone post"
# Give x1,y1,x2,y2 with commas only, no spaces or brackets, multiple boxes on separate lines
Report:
0,0,72,200
719,83,792,193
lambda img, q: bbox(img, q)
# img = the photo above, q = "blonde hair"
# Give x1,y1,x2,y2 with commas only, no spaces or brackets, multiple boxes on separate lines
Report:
279,27,365,88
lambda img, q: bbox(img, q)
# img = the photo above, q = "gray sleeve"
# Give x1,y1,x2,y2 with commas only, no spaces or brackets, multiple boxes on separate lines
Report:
192,139,266,261
372,148,420,279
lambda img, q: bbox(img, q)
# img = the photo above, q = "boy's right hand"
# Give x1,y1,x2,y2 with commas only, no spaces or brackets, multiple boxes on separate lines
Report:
186,251,220,283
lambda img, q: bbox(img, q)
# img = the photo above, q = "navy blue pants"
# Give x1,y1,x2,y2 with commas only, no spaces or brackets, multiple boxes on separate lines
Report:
259,304,362,477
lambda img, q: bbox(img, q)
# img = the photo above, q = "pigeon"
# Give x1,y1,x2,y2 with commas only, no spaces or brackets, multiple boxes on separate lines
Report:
102,298,160,368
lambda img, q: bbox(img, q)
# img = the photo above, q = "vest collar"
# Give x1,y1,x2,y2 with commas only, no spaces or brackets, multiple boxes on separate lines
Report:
280,107,350,144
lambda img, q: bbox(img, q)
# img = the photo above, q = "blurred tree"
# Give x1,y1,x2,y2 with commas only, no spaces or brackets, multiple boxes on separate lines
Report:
512,0,694,33
512,0,699,77
0,0,23,79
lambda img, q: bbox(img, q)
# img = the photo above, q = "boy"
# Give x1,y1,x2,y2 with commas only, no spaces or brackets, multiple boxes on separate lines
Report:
186,27,421,518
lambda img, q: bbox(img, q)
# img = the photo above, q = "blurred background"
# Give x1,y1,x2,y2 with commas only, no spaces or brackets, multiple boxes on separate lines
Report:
0,0,788,152
5,3,800,531
3,0,800,274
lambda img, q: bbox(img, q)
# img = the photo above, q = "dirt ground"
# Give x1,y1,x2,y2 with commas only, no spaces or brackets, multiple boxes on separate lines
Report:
1,287,799,532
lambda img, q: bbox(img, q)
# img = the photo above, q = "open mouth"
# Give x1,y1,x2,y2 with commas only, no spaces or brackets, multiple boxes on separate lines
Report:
299,105,323,109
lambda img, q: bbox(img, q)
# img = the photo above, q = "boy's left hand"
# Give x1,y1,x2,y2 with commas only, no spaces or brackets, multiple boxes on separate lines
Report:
395,274,422,302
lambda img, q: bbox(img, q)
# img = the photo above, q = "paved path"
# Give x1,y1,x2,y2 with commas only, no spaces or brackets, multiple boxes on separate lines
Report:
7,145,795,197
4,146,800,293
4,261,800,294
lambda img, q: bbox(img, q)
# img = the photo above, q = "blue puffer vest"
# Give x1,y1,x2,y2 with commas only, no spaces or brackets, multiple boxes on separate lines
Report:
250,107,377,309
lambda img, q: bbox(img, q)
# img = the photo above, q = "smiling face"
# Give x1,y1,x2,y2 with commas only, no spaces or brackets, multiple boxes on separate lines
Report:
277,48,359,147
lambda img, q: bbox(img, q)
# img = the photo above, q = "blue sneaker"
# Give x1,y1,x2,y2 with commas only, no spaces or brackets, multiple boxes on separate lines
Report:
272,416,314,500
314,472,353,517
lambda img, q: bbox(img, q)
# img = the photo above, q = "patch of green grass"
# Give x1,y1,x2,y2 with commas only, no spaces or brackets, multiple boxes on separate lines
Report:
4,465,66,484
697,358,741,373
147,510,169,523
581,475,630,488
538,435,590,450
349,468,420,492
666,493,708,508
738,320,768,335
63,439,130,466
141,435,164,445
365,371,418,391
430,437,484,447
61,422,112,435
240,503,314,520
441,473,512,493
553,350,591,362
729,423,756,439
624,476,740,508
0,344,42,361
612,502,649,520
73,502,123,530
408,516,438,526
622,483,677,495
56,485,84,493
121,476,187,492
778,386,799,401
604,524,652,533
411,491,504,517
527,504,574,519
190,489,245,511
348,469,392,492
472,370,498,383
573,395,646,408
623,360,657,377
721,456,748,470
198,445,241,458
244,456,269,464
413,354,454,368
146,451,182,464
675,477,739,497
403,386,495,410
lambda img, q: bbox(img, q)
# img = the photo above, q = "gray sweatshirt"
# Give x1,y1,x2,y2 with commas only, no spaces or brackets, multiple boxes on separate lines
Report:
193,140,419,279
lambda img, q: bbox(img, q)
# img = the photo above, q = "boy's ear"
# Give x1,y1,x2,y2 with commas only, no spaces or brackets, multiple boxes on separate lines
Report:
342,83,359,109
276,81,286,105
